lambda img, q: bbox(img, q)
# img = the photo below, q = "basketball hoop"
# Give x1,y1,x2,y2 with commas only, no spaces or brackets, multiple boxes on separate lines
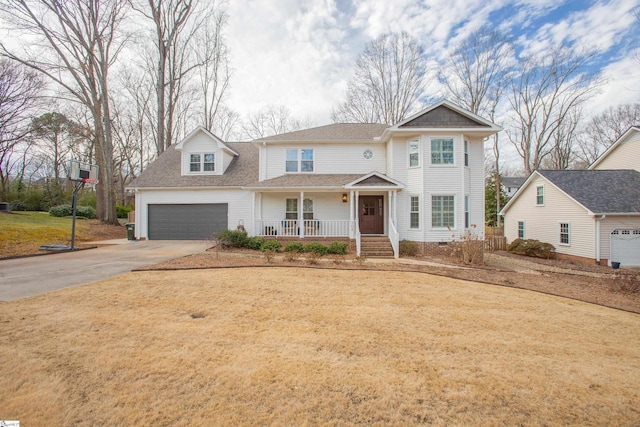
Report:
82,178,99,187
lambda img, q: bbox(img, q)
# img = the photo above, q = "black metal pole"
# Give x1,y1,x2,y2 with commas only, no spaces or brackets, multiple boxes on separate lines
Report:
70,181,82,250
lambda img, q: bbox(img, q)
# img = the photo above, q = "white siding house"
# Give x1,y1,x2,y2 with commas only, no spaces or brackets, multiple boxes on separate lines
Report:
128,100,501,257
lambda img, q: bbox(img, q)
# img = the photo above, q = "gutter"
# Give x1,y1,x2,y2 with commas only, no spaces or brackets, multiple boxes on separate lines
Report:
595,214,606,265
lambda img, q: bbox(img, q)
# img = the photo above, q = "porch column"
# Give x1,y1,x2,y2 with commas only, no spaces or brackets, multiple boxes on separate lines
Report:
299,191,304,237
349,190,354,238
252,192,256,235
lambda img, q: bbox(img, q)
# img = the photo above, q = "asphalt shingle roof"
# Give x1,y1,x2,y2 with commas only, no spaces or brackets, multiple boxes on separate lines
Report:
255,123,388,142
538,169,640,214
501,177,526,188
128,142,258,188
246,174,365,188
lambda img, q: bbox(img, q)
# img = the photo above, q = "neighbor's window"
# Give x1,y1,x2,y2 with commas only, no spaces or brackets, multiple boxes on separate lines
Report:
431,138,454,165
432,195,455,228
464,140,469,167
285,198,313,219
518,221,525,239
189,152,215,172
410,196,420,229
464,195,470,228
408,139,419,167
536,185,544,205
286,149,314,172
559,222,570,245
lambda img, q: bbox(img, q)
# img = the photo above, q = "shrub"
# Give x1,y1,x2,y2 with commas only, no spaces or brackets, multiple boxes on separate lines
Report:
263,250,276,263
49,204,72,217
327,241,348,255
260,239,282,252
246,236,265,250
449,227,483,265
77,190,96,208
76,205,96,219
283,251,300,262
507,238,556,259
216,229,248,248
304,242,328,255
284,241,305,253
305,251,322,265
116,204,133,219
399,240,420,257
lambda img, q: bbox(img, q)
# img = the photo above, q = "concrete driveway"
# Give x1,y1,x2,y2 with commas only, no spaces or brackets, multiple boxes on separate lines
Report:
0,240,212,301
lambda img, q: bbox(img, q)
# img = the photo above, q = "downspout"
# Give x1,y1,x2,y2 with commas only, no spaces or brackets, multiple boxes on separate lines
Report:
595,214,605,265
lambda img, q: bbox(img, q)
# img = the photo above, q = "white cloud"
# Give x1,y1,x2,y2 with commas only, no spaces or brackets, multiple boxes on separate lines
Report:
586,55,640,116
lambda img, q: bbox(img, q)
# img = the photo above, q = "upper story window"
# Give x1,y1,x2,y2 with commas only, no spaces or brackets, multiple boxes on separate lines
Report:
431,138,454,165
464,140,469,166
408,139,419,167
536,185,544,205
189,152,215,172
286,149,314,173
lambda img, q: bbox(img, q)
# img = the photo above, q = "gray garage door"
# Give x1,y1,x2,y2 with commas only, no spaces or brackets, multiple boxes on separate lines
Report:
148,204,228,240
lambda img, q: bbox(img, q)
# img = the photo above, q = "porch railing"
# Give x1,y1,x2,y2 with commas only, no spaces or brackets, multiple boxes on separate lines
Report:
389,219,399,258
256,219,352,238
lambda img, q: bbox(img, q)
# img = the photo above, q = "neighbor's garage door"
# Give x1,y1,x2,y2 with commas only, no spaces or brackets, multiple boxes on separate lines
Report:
610,229,640,267
148,204,228,240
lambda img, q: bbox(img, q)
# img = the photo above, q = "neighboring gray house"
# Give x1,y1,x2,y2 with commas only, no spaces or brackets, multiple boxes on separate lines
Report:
128,100,502,258
501,177,526,198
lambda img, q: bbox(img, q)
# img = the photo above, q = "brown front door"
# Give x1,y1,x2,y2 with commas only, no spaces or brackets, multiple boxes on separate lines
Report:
359,196,384,234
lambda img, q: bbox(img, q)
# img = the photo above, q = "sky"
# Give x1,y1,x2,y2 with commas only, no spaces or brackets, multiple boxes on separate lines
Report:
223,0,640,127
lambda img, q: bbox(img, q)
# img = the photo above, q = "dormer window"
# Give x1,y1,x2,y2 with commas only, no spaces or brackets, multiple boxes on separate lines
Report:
286,149,314,173
189,152,215,173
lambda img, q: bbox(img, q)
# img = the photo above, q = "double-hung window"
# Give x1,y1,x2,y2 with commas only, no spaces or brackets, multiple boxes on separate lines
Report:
410,196,420,229
464,140,469,167
408,139,419,167
431,138,454,165
559,222,570,245
286,149,314,172
189,153,215,172
536,185,544,205
518,221,525,239
464,195,470,228
432,195,455,228
285,198,313,219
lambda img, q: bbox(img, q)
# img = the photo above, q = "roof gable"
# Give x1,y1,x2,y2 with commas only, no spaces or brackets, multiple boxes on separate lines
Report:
174,126,239,156
502,169,640,215
345,172,404,188
389,99,501,130
588,126,640,170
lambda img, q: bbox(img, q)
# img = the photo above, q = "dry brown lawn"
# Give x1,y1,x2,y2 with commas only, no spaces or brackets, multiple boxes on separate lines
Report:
1,267,639,426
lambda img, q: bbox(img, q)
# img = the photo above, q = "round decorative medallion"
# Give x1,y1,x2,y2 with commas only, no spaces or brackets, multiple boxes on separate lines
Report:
363,149,373,160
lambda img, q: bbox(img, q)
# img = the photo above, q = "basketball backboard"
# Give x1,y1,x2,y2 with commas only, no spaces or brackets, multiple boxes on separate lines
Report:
69,160,99,183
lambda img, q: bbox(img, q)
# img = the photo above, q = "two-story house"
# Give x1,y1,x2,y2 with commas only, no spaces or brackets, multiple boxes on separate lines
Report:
128,100,501,257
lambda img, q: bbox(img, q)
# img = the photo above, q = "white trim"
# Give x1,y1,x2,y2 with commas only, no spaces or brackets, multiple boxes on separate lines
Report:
559,221,571,246
589,126,639,170
407,138,420,168
517,220,525,239
535,184,545,206
429,137,456,167
430,194,456,230
409,194,421,230
174,126,239,156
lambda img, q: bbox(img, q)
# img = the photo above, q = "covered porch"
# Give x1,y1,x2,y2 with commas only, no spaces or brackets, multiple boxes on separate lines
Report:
246,173,405,257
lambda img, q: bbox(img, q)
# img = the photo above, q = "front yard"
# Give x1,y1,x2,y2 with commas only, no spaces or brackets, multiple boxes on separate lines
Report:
1,268,639,425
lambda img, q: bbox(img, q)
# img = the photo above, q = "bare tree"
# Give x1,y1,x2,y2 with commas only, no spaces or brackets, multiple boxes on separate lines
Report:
243,105,312,140
575,103,640,165
0,59,43,200
541,108,581,170
442,27,511,225
506,48,601,175
212,105,242,141
196,6,231,133
332,32,429,124
1,0,128,224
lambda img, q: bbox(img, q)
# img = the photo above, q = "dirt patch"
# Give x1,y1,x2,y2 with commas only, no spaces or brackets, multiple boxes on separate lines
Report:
138,248,640,314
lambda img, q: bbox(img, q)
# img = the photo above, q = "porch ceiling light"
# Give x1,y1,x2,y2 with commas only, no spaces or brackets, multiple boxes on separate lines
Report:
342,193,348,203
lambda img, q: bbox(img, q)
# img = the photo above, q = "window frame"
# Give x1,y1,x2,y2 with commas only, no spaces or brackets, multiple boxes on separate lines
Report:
285,198,313,220
188,152,215,173
517,221,525,239
408,139,420,168
431,195,455,229
431,138,455,166
285,148,314,173
535,185,544,206
410,195,420,229
559,222,570,246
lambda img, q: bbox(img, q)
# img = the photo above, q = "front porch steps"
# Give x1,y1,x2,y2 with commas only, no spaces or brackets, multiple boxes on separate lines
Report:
360,236,394,258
